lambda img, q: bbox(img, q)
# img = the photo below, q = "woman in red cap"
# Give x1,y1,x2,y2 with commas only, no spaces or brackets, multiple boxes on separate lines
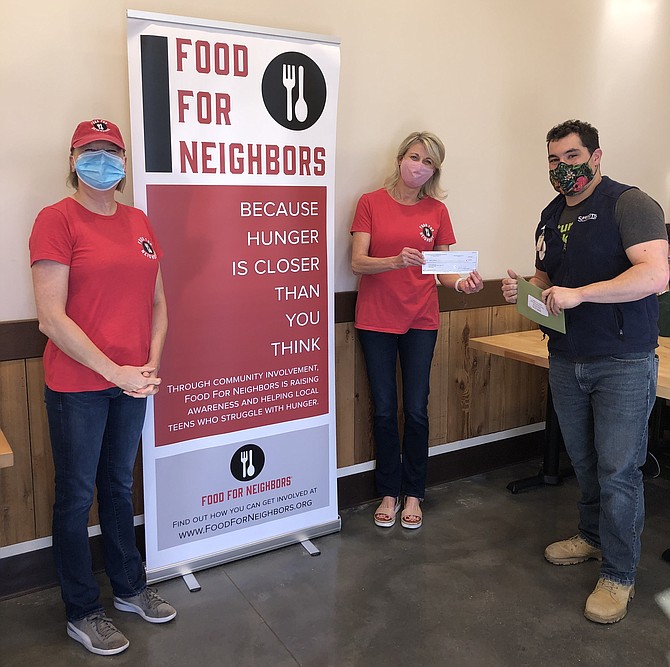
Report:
29,119,175,655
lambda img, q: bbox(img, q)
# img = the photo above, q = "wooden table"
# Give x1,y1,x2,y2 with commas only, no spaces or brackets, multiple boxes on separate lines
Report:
469,330,669,491
0,428,14,468
470,329,670,399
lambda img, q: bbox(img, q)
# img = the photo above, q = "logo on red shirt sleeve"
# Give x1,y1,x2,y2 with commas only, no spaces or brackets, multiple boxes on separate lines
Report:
138,236,157,259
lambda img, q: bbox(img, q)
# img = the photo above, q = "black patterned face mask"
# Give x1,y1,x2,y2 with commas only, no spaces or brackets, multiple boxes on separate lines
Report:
549,160,595,196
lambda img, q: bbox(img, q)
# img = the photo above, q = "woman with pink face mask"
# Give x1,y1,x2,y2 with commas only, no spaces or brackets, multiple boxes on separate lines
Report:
351,131,483,530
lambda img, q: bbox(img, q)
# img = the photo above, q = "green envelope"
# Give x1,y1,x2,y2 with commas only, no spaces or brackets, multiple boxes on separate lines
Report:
516,277,566,334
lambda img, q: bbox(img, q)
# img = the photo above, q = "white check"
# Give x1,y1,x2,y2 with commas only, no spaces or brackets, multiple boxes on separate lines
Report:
421,251,478,274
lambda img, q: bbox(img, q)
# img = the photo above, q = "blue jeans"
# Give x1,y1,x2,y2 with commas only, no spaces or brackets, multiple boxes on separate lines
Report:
45,386,148,621
548,351,657,585
358,328,438,499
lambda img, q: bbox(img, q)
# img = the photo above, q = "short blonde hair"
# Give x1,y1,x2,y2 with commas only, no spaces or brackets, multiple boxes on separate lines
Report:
384,131,446,200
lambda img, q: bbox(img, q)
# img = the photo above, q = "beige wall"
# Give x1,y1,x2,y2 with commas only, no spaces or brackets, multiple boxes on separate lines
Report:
2,0,670,321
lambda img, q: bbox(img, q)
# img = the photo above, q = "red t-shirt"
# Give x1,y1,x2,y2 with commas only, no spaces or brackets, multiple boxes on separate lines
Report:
351,188,456,333
29,197,162,392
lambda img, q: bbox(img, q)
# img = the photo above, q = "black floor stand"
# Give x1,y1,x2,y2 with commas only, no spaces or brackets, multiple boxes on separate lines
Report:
649,397,670,562
507,386,570,493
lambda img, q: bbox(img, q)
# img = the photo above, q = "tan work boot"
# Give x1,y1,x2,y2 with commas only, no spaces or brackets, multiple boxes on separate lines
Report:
584,577,635,624
544,535,602,565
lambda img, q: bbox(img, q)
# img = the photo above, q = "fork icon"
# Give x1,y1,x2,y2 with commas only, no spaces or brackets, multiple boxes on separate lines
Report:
240,450,248,478
282,63,296,122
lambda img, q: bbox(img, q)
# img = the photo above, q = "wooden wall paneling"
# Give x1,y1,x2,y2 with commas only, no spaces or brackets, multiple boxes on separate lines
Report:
446,308,493,442
0,360,36,546
509,310,545,428
352,327,375,465
2,303,546,550
488,307,547,430
335,322,356,468
428,311,451,446
489,304,531,334
25,358,54,538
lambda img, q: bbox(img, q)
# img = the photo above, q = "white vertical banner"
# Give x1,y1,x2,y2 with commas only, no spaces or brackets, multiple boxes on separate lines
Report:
127,10,340,582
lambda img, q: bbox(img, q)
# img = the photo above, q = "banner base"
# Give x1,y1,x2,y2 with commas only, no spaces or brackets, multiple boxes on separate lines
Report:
300,539,321,556
146,517,341,584
182,572,201,592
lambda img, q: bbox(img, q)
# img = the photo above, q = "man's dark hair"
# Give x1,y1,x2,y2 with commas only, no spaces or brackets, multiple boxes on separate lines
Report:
546,120,600,154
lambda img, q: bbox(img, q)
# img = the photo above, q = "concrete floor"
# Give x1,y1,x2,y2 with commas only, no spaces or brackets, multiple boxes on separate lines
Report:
2,459,670,666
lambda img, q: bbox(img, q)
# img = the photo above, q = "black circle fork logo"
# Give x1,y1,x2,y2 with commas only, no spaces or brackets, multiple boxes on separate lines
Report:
262,52,327,130
231,444,265,482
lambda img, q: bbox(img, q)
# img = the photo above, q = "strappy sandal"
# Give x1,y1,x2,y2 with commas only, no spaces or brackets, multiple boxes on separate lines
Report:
401,496,423,529
374,497,401,527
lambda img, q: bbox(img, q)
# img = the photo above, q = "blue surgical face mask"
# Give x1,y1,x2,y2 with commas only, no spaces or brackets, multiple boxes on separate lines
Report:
75,150,125,191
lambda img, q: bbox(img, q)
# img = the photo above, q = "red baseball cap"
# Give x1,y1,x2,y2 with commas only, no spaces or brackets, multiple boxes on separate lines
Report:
70,119,125,151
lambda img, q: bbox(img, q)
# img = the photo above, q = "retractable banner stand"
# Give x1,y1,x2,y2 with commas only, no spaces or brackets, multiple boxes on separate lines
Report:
127,11,341,583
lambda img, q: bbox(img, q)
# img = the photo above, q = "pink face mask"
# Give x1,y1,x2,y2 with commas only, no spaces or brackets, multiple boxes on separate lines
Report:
400,158,434,189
